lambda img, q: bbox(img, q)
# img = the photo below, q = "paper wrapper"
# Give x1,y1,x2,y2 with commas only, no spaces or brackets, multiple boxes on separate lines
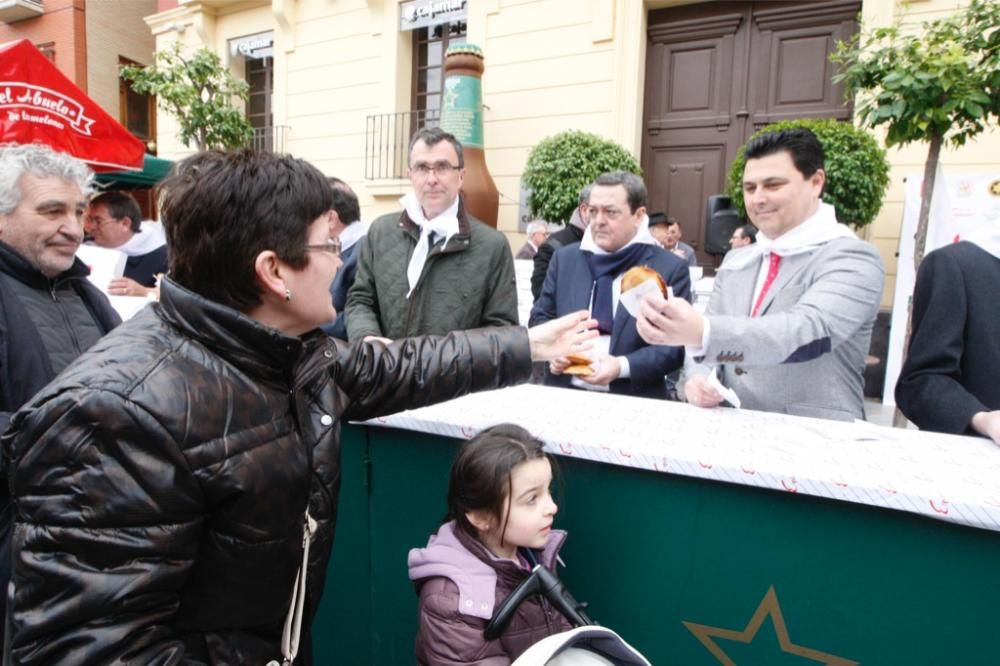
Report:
619,280,673,319
708,368,742,408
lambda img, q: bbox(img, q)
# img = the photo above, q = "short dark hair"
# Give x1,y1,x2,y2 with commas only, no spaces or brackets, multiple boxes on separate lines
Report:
592,171,647,213
743,128,825,178
736,224,757,243
408,127,464,168
159,149,333,311
447,424,557,548
664,217,680,229
328,177,361,225
91,190,142,233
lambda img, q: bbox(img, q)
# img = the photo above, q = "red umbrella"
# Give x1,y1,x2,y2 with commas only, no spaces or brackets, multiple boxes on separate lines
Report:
0,39,145,172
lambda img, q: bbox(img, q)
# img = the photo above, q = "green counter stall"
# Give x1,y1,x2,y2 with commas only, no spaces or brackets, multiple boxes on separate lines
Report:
311,386,1000,664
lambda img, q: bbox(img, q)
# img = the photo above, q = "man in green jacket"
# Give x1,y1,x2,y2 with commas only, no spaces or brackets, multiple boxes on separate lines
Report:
345,128,518,340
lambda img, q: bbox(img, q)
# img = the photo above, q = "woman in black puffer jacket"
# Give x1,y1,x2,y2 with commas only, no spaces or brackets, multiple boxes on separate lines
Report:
1,150,594,665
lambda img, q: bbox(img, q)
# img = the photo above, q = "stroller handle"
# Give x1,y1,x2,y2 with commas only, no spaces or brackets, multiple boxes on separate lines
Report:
485,564,593,641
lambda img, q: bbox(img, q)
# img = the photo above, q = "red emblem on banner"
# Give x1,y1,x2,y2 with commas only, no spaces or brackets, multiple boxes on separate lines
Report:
0,39,144,171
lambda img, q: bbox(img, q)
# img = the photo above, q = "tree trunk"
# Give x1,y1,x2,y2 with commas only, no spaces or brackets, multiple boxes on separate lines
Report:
892,133,944,428
912,133,944,271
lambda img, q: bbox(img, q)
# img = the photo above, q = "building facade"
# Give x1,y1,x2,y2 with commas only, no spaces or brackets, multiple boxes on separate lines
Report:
143,0,1000,309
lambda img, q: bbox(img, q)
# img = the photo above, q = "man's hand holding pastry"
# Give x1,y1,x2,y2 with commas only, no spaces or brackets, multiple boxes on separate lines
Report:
637,292,704,347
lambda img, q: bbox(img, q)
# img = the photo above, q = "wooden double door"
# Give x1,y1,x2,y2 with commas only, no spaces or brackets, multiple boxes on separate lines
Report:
641,0,860,265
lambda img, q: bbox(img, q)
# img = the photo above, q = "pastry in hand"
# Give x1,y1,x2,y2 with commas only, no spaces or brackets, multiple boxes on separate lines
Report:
562,354,594,376
621,265,667,297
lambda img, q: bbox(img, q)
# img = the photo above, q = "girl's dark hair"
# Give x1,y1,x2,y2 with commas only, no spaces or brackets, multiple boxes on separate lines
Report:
447,424,555,545
158,149,334,310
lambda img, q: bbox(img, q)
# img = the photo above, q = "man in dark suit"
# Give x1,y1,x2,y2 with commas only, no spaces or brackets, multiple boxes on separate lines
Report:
896,240,1000,442
321,178,366,340
529,171,690,399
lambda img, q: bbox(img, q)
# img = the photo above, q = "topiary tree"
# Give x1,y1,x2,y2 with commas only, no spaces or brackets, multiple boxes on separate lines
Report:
725,118,890,228
522,131,642,224
121,42,254,152
830,0,1000,269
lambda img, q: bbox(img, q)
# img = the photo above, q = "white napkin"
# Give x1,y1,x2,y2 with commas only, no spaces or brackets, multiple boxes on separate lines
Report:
620,282,673,319
708,367,742,408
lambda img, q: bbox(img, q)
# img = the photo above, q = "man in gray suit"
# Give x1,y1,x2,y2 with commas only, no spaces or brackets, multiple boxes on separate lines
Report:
636,128,884,421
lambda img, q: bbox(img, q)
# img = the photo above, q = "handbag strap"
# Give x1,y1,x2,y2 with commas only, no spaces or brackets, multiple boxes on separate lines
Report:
268,509,318,666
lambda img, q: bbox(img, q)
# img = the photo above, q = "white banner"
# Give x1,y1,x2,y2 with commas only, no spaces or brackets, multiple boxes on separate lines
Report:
883,171,1000,405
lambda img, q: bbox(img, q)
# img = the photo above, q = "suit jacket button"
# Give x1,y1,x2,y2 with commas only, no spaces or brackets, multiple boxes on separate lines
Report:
734,367,746,376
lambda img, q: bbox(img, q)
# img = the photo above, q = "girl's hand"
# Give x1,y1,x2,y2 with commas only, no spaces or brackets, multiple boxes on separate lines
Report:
528,311,598,362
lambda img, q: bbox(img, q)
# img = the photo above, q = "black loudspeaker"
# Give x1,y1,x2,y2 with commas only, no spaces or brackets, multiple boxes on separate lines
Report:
704,194,742,255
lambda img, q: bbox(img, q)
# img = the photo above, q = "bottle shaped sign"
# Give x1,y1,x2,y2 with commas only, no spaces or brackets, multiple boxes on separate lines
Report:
440,43,499,228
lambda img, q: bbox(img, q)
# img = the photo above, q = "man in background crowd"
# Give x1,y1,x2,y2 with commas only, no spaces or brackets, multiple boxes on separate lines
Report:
531,183,592,302
86,190,168,297
515,220,549,259
346,127,517,340
729,224,757,249
321,177,367,340
652,216,697,266
637,128,884,422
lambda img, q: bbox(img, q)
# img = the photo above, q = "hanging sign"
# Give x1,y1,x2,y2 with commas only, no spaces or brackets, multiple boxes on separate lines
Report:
400,0,467,31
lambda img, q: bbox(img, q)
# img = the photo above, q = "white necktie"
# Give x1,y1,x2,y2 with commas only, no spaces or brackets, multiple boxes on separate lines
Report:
407,227,435,298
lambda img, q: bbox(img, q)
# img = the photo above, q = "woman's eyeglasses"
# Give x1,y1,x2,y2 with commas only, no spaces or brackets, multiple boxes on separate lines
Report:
305,237,342,257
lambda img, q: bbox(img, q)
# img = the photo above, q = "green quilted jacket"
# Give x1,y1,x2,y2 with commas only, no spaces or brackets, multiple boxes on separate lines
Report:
345,201,518,340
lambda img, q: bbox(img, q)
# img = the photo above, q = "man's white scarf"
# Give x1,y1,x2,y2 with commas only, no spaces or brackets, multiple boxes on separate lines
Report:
338,219,369,253
402,192,460,298
721,201,856,271
117,221,167,257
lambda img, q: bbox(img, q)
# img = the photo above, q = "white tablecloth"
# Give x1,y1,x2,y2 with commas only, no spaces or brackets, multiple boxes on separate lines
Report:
365,384,1000,533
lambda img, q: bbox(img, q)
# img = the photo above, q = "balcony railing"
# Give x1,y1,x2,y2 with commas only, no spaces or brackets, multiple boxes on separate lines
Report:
251,125,289,153
365,109,440,180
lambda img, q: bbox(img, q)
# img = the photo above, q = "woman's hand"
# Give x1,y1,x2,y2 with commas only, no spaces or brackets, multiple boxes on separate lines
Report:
528,311,598,362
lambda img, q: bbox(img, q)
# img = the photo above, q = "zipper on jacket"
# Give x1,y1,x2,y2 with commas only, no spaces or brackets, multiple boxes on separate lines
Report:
49,277,86,354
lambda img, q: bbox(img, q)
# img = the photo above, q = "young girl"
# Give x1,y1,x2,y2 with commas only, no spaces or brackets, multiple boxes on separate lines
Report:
408,424,573,665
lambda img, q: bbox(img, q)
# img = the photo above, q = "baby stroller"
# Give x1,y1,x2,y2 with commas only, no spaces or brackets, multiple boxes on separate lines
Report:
485,561,651,665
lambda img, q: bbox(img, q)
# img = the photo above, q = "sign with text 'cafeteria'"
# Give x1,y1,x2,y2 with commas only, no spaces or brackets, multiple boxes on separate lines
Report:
399,0,467,31
229,31,274,59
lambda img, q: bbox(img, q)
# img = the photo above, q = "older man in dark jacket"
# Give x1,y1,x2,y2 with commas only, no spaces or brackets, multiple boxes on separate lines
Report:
2,149,594,665
0,144,120,635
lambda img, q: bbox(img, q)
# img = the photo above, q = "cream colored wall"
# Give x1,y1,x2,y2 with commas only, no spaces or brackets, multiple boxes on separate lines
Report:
143,0,999,266
146,0,273,158
86,0,159,122
862,0,1000,308
146,0,645,252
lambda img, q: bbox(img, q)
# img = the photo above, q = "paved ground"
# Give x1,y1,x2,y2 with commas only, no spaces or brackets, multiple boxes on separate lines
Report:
864,399,916,429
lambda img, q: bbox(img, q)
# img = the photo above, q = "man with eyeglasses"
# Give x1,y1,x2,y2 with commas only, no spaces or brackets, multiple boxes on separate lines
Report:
529,171,691,398
729,224,757,249
346,127,518,340
85,190,168,298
